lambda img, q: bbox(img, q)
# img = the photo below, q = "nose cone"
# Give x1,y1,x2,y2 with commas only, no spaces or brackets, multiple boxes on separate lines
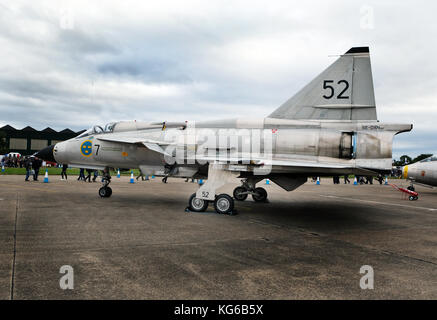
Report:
35,145,56,162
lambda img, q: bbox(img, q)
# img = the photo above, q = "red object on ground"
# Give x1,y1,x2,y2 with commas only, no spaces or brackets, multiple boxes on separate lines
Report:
388,183,419,200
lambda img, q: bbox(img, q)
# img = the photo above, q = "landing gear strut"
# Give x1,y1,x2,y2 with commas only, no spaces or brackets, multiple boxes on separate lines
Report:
233,179,268,202
252,187,268,202
99,168,112,198
187,164,271,215
233,186,248,201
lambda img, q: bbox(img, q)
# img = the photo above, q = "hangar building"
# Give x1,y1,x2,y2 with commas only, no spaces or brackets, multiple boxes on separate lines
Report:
0,125,85,156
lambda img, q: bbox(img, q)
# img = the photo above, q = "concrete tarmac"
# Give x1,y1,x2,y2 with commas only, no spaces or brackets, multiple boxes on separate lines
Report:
0,174,436,299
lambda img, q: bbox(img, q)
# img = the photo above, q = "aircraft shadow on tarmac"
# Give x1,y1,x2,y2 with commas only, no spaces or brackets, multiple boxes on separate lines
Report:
104,193,381,232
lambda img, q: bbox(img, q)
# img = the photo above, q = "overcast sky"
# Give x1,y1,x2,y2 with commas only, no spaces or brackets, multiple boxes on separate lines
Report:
0,0,435,158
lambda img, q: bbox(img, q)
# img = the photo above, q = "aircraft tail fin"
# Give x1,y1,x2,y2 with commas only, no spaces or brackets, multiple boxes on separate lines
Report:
269,47,377,121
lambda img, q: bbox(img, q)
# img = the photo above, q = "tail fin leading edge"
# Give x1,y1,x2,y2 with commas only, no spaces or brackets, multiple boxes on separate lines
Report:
269,47,377,121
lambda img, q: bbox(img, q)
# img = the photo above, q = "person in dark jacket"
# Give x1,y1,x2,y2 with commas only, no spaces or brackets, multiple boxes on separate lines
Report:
92,170,98,182
61,164,68,180
377,174,384,185
84,169,93,182
24,157,33,181
78,168,85,181
32,157,42,181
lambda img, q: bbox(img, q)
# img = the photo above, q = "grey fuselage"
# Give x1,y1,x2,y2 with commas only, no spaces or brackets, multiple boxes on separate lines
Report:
52,118,411,180
403,157,437,187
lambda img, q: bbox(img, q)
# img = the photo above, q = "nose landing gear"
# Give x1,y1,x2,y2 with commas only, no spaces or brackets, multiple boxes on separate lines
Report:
99,168,112,198
99,186,112,198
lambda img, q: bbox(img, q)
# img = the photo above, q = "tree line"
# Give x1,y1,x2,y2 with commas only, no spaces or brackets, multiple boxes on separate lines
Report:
392,154,433,167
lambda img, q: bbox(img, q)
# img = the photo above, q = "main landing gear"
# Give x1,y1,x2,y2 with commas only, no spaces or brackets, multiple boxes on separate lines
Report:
99,168,112,198
188,193,235,215
187,176,268,215
233,179,268,202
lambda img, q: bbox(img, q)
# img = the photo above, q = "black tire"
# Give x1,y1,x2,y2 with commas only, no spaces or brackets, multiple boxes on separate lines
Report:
233,186,248,201
99,186,112,198
188,193,209,212
105,187,112,198
252,187,268,202
407,186,415,192
214,194,234,214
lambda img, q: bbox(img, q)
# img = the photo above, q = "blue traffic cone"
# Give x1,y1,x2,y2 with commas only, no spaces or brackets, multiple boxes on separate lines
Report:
1,165,4,173
129,171,135,184
353,177,358,185
198,179,204,185
316,177,320,185
266,179,270,185
117,169,120,178
43,169,49,183
151,175,155,179
385,176,388,185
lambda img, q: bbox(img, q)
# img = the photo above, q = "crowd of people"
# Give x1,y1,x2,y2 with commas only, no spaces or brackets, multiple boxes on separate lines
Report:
76,168,99,182
1,153,23,168
331,174,385,185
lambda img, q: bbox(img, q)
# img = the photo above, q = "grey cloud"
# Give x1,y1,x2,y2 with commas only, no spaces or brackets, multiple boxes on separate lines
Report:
57,29,120,56
0,0,436,156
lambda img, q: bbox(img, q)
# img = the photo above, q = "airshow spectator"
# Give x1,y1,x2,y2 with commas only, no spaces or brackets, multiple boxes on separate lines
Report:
84,169,93,182
61,164,68,180
24,157,33,181
78,168,85,181
377,174,384,185
92,170,98,182
32,156,42,181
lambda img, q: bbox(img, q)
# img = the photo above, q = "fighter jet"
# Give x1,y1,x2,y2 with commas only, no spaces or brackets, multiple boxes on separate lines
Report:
402,155,437,190
36,47,412,214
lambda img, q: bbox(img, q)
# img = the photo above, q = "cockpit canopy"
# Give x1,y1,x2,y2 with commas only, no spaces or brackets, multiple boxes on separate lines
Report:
76,122,116,138
419,155,437,163
75,120,177,139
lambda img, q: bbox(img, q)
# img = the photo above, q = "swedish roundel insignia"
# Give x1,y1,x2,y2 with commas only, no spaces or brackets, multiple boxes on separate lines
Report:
80,140,93,157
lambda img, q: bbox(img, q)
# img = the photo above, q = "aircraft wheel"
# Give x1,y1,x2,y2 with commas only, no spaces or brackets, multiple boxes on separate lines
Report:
188,193,209,212
233,186,248,201
252,187,268,202
214,194,234,214
99,186,112,198
408,195,417,201
407,186,415,192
